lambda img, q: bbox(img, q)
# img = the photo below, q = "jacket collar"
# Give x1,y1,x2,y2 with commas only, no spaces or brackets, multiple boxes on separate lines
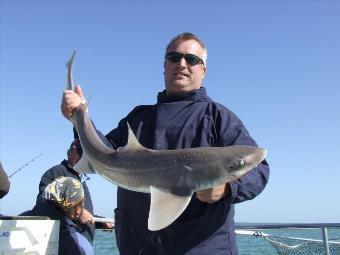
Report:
157,87,212,103
61,159,80,177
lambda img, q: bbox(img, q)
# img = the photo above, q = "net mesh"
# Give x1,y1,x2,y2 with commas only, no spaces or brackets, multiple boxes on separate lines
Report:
264,236,340,255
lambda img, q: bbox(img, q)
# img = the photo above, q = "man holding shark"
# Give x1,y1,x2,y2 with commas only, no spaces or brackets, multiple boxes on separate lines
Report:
61,32,270,255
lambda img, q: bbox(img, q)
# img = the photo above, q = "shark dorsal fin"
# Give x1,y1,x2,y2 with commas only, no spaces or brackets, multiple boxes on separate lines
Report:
148,186,192,231
120,122,146,152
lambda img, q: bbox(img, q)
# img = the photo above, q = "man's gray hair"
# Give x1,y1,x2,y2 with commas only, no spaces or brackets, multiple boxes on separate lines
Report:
165,32,208,65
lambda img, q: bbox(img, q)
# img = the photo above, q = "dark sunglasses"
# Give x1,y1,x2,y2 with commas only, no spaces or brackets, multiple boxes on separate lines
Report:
165,52,204,66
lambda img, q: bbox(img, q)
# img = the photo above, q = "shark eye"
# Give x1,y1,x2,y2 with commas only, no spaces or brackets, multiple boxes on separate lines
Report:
229,160,245,170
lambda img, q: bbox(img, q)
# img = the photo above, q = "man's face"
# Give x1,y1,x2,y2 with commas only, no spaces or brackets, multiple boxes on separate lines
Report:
67,141,81,167
63,200,84,219
164,39,206,95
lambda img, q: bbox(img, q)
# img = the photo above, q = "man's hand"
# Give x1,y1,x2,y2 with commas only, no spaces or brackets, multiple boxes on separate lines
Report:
78,208,94,224
196,183,230,203
61,85,86,122
95,221,114,229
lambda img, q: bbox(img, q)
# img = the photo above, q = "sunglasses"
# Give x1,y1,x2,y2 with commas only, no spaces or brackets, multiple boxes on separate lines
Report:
165,52,204,66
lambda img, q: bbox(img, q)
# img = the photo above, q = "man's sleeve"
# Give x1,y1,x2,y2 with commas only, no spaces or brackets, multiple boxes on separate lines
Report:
215,107,270,204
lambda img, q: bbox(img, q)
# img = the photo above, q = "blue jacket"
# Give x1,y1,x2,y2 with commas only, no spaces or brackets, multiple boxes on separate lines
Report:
30,160,95,254
106,87,270,255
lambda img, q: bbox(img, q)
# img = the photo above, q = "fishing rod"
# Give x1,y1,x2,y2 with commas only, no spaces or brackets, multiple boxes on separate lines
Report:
93,217,115,224
8,154,42,179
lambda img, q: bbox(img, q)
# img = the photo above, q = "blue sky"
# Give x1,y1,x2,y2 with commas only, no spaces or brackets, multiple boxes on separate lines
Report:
1,1,339,223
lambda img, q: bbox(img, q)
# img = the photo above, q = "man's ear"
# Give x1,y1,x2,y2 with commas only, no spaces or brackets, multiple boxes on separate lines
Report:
202,66,207,79
163,60,168,75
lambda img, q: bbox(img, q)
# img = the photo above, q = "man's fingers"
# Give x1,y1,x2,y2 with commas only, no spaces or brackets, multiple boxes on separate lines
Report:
61,86,86,120
196,193,213,203
196,184,227,203
196,190,211,202
61,93,75,117
75,85,86,103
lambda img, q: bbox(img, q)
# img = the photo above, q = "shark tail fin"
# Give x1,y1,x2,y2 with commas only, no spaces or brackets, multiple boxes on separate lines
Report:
66,49,77,90
148,186,192,231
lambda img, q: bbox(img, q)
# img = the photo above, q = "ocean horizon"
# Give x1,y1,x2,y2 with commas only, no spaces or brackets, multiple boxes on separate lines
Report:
94,225,340,254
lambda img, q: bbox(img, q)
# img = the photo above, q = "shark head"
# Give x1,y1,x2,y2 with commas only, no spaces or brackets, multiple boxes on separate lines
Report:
220,145,267,182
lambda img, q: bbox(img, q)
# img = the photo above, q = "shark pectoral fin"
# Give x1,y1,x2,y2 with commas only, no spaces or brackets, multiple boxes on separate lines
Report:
148,186,192,231
73,153,96,174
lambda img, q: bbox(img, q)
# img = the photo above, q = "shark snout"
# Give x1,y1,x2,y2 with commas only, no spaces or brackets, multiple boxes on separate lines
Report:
245,147,267,168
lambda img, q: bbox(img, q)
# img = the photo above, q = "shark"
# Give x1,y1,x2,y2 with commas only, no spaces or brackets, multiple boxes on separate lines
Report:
65,50,267,231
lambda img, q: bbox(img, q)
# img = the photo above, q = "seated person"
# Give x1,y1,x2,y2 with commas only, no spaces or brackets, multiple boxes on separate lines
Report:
0,162,10,199
42,176,94,255
26,140,95,255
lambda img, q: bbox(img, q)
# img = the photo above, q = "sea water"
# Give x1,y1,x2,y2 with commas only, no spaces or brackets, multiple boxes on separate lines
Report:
94,228,340,255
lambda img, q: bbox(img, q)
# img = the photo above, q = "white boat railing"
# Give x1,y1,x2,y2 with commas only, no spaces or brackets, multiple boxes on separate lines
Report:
236,223,340,255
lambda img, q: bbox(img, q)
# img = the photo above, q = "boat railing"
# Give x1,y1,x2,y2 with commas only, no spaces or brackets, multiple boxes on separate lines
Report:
236,223,340,255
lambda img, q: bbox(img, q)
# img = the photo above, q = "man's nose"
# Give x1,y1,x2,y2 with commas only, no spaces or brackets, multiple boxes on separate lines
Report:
178,57,188,67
